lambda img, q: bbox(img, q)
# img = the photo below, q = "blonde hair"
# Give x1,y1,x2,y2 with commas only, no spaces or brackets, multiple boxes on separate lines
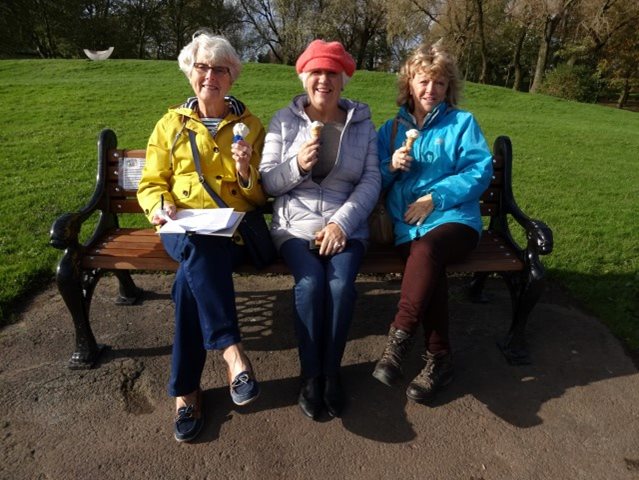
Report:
396,41,461,110
177,30,242,82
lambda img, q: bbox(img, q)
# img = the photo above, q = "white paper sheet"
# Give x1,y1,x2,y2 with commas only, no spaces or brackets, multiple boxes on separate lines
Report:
158,209,244,236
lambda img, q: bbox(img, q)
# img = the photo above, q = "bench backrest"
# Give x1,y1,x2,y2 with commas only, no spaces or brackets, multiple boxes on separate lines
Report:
103,145,504,219
107,148,146,214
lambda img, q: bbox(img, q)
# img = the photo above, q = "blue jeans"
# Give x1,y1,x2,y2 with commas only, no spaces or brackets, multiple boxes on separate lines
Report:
161,233,245,397
280,238,365,378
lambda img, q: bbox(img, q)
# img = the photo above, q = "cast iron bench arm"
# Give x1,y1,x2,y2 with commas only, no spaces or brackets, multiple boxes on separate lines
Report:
49,129,118,250
492,135,554,259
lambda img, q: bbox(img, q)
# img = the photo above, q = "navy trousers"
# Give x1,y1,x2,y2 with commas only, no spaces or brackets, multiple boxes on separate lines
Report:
280,238,365,378
161,233,245,397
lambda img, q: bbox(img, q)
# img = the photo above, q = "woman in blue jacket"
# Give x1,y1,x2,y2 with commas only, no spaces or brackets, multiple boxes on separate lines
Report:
372,41,493,404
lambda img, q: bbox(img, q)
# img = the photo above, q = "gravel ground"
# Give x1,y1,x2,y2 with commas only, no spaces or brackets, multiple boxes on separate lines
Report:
1,273,638,480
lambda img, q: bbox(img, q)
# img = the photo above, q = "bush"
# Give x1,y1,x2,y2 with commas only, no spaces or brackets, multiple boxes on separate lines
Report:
539,64,601,103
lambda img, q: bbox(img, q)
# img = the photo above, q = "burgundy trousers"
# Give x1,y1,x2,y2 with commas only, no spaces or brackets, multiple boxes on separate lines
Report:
392,223,479,354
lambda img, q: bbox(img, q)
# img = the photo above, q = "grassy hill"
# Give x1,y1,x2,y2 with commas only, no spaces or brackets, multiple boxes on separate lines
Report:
0,59,637,351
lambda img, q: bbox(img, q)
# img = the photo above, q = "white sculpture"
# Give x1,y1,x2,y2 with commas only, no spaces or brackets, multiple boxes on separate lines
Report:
83,47,114,61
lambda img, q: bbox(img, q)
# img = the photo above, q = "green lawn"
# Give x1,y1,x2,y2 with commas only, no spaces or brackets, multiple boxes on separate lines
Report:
0,59,637,351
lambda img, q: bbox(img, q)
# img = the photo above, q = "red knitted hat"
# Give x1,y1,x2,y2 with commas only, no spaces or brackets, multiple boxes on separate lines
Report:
295,40,356,77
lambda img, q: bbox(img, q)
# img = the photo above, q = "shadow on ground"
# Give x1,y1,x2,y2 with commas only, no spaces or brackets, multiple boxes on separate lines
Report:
87,273,636,432
2,273,638,479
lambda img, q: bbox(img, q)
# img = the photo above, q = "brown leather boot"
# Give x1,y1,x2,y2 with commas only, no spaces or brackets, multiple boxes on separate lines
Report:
406,351,453,404
372,326,414,387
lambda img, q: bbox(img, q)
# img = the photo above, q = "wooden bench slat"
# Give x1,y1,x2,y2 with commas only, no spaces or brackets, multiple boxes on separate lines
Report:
93,241,165,251
448,258,522,272
82,227,524,274
107,184,504,208
107,183,137,197
480,203,498,216
109,149,146,161
480,187,500,202
110,197,503,216
81,254,523,274
110,199,146,214
88,246,167,256
82,256,177,270
106,228,157,238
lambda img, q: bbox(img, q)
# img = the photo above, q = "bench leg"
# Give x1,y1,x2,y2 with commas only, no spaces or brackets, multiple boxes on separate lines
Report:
56,252,105,369
468,272,491,303
114,271,143,305
499,262,545,365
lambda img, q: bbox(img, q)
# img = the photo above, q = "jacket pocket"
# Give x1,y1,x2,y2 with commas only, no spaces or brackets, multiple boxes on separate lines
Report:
171,176,193,201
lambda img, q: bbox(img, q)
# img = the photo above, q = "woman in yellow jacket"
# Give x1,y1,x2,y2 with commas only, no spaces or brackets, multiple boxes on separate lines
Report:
137,31,265,443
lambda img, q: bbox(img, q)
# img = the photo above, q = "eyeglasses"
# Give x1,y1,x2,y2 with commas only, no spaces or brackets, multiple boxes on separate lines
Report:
193,63,230,77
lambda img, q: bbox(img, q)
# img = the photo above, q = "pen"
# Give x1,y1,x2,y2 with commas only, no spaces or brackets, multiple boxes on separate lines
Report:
158,193,171,223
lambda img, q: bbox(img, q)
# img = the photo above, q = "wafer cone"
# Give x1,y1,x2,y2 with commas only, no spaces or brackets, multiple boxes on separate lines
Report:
405,129,419,149
310,121,324,139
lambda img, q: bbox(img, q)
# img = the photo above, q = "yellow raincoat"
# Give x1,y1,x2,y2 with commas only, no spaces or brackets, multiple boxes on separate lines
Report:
137,98,267,226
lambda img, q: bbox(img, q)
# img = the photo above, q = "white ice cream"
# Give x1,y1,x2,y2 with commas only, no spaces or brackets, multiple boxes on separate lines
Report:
233,122,250,139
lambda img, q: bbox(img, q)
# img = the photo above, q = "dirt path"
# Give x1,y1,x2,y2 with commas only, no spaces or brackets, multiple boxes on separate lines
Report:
1,273,638,479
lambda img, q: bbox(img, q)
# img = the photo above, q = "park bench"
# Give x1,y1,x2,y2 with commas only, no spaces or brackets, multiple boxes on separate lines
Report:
50,128,553,370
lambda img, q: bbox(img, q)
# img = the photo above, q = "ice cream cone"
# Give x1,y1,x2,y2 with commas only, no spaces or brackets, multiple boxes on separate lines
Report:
405,129,419,150
233,122,250,143
310,121,324,139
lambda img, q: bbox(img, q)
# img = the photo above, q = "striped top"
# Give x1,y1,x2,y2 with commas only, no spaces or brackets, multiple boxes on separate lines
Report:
200,117,223,137
182,96,246,138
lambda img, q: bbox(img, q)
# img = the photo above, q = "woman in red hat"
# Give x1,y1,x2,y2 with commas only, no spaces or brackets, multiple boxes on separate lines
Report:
260,40,381,420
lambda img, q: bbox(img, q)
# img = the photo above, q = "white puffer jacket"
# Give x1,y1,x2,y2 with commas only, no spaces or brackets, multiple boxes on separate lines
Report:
260,94,381,250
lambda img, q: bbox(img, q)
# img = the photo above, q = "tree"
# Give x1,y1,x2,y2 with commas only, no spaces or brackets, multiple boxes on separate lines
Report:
504,0,537,91
382,0,437,68
236,0,312,63
117,0,165,59
1,0,86,58
0,0,35,56
319,0,388,69
164,0,193,57
529,0,578,93
597,20,639,108
572,0,639,60
474,0,488,83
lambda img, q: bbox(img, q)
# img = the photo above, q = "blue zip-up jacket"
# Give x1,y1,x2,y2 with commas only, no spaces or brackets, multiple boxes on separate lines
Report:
377,102,493,245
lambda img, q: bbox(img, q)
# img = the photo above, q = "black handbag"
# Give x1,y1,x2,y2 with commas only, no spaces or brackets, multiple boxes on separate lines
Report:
188,130,277,269
236,209,277,269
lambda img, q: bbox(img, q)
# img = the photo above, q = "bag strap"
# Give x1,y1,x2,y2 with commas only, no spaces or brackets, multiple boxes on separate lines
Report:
379,116,401,199
188,130,229,209
390,116,399,150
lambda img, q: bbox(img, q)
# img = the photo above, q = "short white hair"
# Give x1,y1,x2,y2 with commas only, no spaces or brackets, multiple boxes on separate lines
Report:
298,71,351,89
177,31,242,82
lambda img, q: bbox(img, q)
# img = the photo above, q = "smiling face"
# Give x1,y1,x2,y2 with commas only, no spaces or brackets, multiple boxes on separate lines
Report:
409,70,449,118
189,57,232,114
304,69,343,112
